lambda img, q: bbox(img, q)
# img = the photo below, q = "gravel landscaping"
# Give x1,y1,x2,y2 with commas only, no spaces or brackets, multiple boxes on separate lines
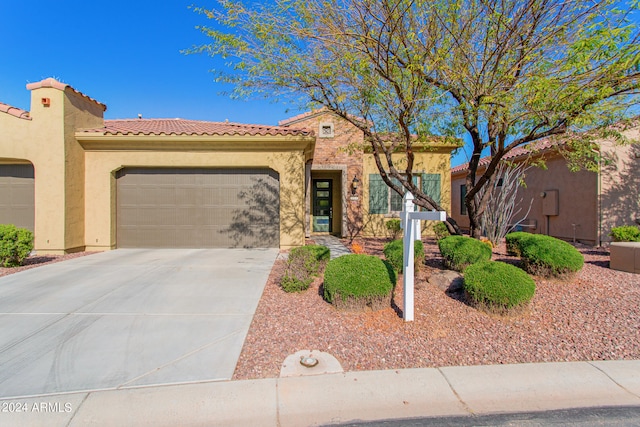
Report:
233,238,640,380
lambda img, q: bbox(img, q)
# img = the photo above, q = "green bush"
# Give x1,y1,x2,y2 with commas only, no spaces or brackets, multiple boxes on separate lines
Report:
433,222,450,241
518,235,584,278
505,231,535,257
383,239,424,272
385,219,402,240
0,224,34,267
291,244,330,263
609,225,640,242
323,254,396,311
280,244,330,292
280,271,313,293
438,235,492,272
464,261,536,313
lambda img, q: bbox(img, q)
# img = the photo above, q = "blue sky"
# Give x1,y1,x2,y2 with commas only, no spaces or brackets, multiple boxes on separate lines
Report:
0,1,296,125
1,1,637,168
0,0,477,165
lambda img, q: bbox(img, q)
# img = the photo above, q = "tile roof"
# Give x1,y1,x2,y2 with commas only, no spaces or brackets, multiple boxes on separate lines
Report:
451,137,562,174
278,108,369,127
0,102,30,120
26,78,107,111
278,109,326,126
451,117,640,174
79,119,314,137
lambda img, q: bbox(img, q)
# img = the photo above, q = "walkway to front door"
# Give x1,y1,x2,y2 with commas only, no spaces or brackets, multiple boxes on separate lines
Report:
311,235,352,259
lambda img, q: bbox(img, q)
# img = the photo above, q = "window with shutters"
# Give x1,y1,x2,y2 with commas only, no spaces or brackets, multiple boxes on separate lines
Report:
369,173,441,214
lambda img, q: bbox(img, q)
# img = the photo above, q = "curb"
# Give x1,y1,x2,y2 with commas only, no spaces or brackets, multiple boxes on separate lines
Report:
1,360,639,427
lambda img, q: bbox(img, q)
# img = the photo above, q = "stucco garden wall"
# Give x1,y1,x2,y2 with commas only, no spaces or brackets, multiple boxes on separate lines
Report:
600,126,640,243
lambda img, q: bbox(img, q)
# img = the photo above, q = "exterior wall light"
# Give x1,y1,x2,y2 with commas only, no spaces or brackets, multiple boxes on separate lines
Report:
351,176,360,195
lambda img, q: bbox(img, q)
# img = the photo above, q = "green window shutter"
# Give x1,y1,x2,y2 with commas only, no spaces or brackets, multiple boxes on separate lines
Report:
422,173,441,206
369,174,388,214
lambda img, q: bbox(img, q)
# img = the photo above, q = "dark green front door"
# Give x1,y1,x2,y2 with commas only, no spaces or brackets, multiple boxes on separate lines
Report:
313,179,332,232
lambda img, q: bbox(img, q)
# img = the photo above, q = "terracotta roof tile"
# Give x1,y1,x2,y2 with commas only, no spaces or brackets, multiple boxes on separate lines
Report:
452,118,640,174
451,138,562,174
278,109,326,126
26,78,107,111
0,102,30,120
79,119,314,137
279,108,369,127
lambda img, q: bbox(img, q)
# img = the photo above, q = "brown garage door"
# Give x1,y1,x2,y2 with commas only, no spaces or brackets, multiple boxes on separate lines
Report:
116,168,280,248
0,164,35,231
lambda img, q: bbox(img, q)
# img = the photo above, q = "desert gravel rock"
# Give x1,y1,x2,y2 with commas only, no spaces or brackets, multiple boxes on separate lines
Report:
233,239,640,380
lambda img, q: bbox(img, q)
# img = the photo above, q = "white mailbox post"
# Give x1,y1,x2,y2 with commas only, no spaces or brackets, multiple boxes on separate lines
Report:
400,192,446,322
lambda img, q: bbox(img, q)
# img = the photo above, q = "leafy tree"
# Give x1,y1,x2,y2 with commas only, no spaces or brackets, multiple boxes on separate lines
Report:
190,0,640,237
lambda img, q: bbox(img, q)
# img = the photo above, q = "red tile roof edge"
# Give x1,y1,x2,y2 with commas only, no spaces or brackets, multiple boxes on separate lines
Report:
278,109,327,126
78,118,314,137
26,78,107,112
0,102,31,120
451,118,640,174
279,108,369,127
451,137,562,174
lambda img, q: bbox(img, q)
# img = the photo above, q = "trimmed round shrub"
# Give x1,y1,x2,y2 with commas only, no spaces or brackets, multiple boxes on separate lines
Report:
505,231,535,257
438,236,492,272
280,244,330,293
0,224,34,267
383,239,424,273
464,261,536,313
323,254,396,311
519,235,584,278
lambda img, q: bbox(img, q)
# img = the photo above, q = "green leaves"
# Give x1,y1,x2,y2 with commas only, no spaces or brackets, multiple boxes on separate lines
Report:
188,0,640,237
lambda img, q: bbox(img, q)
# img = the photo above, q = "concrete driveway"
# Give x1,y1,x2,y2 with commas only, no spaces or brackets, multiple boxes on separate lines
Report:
0,248,277,399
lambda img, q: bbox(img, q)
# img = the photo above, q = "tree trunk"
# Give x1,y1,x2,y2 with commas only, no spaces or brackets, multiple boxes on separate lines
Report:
466,198,483,239
445,216,462,235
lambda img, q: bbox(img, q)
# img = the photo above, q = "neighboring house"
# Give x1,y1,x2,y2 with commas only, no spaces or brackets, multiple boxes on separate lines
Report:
450,123,640,246
0,78,457,254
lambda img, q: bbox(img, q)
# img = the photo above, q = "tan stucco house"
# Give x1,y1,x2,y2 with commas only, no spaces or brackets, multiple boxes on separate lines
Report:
0,78,456,254
450,123,640,246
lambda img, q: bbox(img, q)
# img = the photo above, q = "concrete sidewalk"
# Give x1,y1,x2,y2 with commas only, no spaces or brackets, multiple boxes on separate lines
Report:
2,360,639,426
